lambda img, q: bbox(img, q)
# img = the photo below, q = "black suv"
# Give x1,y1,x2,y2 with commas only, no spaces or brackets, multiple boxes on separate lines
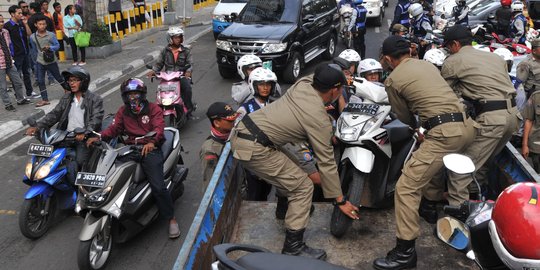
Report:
215,0,340,83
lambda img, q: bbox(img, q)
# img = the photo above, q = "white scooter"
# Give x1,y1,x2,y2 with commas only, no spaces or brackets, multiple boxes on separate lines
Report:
330,79,417,237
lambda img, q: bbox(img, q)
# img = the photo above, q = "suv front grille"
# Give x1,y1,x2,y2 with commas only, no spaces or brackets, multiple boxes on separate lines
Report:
230,40,267,54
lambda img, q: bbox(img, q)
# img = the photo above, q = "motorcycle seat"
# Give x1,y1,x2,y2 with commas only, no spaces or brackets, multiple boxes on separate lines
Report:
236,253,349,270
383,119,413,144
161,129,175,159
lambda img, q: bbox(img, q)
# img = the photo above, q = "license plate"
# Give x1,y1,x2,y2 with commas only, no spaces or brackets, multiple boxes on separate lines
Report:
75,172,107,188
343,103,380,116
159,85,176,92
27,143,53,157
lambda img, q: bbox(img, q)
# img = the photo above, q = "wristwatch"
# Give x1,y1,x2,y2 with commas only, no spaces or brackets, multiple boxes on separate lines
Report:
332,196,347,206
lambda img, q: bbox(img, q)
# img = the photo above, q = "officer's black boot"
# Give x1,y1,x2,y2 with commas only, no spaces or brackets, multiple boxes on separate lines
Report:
281,228,327,260
373,238,417,270
418,197,438,224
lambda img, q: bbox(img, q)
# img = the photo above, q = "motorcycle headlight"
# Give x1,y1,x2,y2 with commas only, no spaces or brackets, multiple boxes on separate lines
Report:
261,42,287,54
85,186,112,204
34,154,61,180
216,40,232,51
337,114,381,142
25,161,33,179
212,14,226,22
161,98,174,106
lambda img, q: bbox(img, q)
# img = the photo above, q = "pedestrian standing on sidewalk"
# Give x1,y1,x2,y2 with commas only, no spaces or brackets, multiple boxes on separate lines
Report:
3,5,39,99
0,15,32,112
30,15,69,107
108,0,125,36
40,0,53,21
52,2,64,35
28,2,56,85
18,1,31,22
63,5,85,66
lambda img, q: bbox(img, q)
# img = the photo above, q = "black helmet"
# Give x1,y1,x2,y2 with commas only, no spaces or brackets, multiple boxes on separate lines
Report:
61,66,91,92
120,78,147,104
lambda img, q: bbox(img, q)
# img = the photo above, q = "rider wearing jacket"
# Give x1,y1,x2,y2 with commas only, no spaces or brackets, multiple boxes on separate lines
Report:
495,0,512,37
25,67,104,186
349,0,368,59
510,1,527,44
87,78,181,239
148,26,195,114
452,0,469,26
391,0,411,30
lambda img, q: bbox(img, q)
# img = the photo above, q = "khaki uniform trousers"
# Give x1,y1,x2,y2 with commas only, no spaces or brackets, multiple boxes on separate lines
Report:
230,133,314,231
396,120,475,240
425,109,519,206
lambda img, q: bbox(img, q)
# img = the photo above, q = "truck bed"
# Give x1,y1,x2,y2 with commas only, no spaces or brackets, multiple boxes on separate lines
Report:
231,201,477,270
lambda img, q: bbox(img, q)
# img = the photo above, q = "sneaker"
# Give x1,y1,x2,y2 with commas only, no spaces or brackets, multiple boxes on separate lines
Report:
72,62,79,66
78,62,87,66
5,105,16,111
35,100,50,107
169,221,181,239
17,99,32,105
28,91,41,99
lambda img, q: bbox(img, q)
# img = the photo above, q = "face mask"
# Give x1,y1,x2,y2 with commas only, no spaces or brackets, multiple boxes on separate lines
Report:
129,93,144,114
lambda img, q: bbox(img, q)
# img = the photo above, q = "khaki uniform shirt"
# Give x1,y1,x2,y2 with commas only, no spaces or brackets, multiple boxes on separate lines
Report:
239,75,341,198
200,136,226,186
522,91,540,153
385,58,465,126
517,54,540,92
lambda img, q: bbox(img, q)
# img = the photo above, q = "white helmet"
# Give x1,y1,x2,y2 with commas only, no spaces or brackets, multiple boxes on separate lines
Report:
511,1,524,12
473,44,491,52
248,67,277,98
167,26,184,44
359,58,383,78
408,3,424,18
493,48,514,61
423,49,447,67
338,49,361,65
237,55,263,80
455,0,466,5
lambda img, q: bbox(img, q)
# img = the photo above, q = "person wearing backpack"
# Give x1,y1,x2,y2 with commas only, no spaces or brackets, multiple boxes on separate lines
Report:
30,15,69,107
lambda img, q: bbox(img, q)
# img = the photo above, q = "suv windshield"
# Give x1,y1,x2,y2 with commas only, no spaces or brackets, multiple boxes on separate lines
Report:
238,0,299,23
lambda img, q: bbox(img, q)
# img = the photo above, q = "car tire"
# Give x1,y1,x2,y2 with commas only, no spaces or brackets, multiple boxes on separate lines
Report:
282,52,302,84
322,34,337,60
218,65,237,79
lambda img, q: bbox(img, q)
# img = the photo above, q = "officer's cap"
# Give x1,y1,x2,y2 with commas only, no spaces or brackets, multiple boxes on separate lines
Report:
312,63,347,92
532,39,540,48
206,102,238,121
443,24,472,46
382,35,411,56
391,24,408,33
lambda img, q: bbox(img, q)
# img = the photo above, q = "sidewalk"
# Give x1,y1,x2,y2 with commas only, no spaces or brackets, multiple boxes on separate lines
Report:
0,4,215,141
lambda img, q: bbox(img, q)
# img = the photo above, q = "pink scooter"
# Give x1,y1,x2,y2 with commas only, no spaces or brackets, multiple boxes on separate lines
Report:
149,69,189,129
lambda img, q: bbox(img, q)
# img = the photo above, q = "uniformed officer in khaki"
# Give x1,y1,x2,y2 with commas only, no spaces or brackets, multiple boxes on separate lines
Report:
373,35,476,270
517,39,540,99
229,64,359,260
522,91,540,171
200,102,238,192
441,25,519,205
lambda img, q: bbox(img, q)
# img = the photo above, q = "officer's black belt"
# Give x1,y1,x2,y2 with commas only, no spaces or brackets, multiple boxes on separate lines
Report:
422,112,464,130
474,99,516,115
239,115,275,148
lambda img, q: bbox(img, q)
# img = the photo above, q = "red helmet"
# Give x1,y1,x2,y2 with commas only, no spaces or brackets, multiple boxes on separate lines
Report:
490,182,540,268
500,0,511,7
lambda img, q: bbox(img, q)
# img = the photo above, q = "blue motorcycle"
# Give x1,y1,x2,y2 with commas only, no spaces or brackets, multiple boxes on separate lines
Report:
19,122,79,239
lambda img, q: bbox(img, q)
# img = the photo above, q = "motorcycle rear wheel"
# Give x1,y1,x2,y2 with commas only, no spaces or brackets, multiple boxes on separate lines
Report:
18,195,56,239
330,166,366,238
77,228,113,270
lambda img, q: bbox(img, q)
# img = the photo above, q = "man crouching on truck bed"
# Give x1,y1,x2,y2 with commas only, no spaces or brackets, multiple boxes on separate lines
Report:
229,63,359,260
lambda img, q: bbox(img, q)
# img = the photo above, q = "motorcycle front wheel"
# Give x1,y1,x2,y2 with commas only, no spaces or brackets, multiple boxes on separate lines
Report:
164,114,176,127
18,194,57,239
77,228,113,270
330,165,366,238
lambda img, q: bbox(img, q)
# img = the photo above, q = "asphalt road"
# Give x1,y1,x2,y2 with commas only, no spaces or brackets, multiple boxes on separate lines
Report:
0,9,396,270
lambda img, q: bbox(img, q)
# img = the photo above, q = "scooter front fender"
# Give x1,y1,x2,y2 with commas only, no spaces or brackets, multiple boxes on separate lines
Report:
24,182,54,199
341,147,375,173
79,213,110,241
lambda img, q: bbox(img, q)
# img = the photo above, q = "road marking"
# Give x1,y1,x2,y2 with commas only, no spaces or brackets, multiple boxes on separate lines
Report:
387,19,392,27
0,209,17,215
375,27,380,33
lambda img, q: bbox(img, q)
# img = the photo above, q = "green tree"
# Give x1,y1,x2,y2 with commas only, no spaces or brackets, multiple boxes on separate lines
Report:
82,0,97,30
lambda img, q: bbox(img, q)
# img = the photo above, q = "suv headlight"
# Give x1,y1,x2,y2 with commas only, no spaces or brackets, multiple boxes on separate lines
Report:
213,14,226,22
216,40,232,51
261,42,287,54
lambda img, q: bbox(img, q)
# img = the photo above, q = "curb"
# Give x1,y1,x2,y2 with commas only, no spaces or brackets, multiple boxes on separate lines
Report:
15,25,212,130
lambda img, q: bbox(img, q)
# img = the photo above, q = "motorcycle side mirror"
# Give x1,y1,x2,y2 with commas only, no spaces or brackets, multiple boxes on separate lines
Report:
488,14,495,21
436,216,471,251
443,153,475,175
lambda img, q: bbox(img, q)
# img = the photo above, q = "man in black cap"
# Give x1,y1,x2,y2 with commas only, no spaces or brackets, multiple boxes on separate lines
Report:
441,24,518,205
200,102,238,192
373,35,476,270
230,63,359,260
